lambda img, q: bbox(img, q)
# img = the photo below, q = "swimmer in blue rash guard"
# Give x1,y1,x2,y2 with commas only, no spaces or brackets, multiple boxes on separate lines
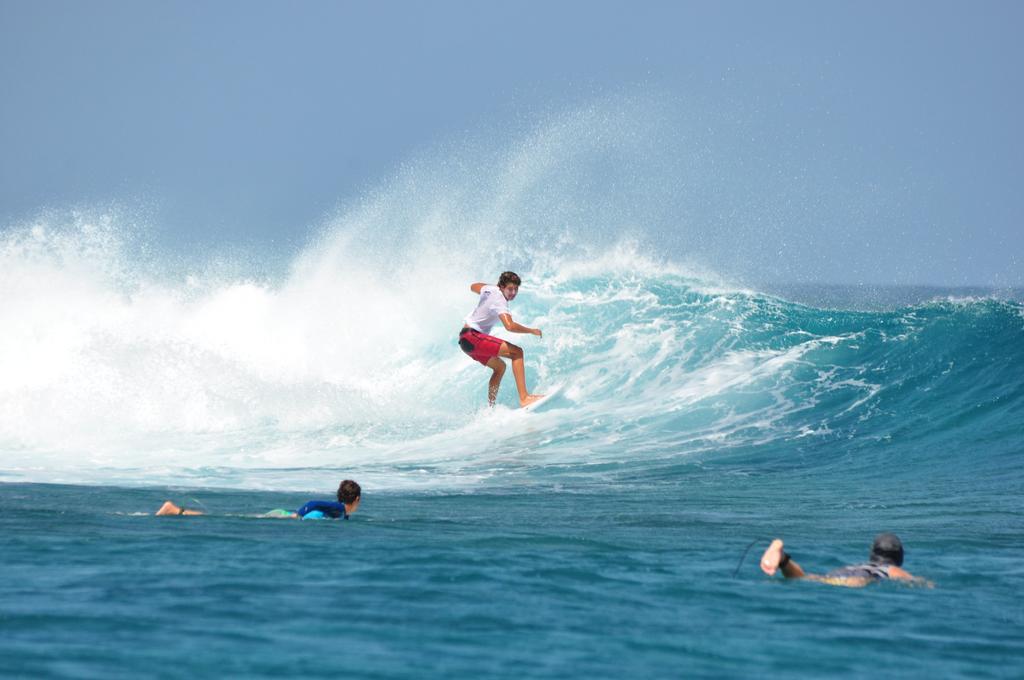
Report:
155,480,361,520
759,533,932,587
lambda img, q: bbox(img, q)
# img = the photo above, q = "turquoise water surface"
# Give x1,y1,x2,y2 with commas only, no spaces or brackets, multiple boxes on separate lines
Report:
2,259,1022,676
2,114,1023,675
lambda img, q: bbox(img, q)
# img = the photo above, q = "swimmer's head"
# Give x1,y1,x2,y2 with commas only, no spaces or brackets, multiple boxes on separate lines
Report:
338,479,361,508
869,533,904,566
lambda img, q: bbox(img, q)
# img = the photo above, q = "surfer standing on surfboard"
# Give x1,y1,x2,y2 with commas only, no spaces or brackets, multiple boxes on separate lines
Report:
459,271,544,408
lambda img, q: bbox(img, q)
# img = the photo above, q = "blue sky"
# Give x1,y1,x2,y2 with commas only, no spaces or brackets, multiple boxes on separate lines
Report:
1,1,1021,285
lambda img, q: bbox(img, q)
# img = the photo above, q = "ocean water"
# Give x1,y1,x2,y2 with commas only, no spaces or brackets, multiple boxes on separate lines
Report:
2,130,1023,676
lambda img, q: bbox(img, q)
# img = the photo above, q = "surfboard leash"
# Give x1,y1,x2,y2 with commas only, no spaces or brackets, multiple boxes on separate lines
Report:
733,538,762,578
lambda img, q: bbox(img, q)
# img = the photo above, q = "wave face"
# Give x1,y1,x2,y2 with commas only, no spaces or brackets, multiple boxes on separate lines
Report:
2,213,1022,492
2,105,1022,492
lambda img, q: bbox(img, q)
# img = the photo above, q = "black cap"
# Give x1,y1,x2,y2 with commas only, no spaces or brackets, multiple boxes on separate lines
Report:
869,533,904,567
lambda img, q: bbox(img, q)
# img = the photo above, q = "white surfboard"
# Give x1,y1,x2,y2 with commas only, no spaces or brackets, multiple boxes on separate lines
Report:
523,383,564,412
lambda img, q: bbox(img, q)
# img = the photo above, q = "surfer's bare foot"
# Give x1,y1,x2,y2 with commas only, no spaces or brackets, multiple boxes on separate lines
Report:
155,501,202,516
156,501,181,516
520,394,544,408
760,539,785,575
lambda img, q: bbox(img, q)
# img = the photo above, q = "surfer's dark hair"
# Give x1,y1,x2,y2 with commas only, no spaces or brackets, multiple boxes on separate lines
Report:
498,271,521,287
338,480,361,504
869,533,904,567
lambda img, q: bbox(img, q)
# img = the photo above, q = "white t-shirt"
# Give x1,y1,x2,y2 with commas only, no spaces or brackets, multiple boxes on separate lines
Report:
464,284,509,334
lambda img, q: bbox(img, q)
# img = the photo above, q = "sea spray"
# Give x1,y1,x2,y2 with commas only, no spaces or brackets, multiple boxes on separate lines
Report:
2,211,1021,492
1,103,1021,490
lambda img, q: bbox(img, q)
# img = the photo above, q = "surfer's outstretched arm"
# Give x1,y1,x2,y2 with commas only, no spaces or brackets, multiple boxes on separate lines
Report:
499,312,541,337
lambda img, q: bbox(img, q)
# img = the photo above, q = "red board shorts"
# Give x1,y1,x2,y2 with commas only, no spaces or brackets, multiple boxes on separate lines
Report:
458,327,504,366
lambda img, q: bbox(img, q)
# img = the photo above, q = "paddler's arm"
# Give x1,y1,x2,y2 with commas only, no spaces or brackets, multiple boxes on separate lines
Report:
760,538,806,579
470,282,487,294
499,312,542,337
887,565,913,580
886,565,934,587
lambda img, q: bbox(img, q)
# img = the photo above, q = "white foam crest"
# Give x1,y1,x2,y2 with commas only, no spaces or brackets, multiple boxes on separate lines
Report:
0,213,487,455
0,204,890,491
2,100,904,488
